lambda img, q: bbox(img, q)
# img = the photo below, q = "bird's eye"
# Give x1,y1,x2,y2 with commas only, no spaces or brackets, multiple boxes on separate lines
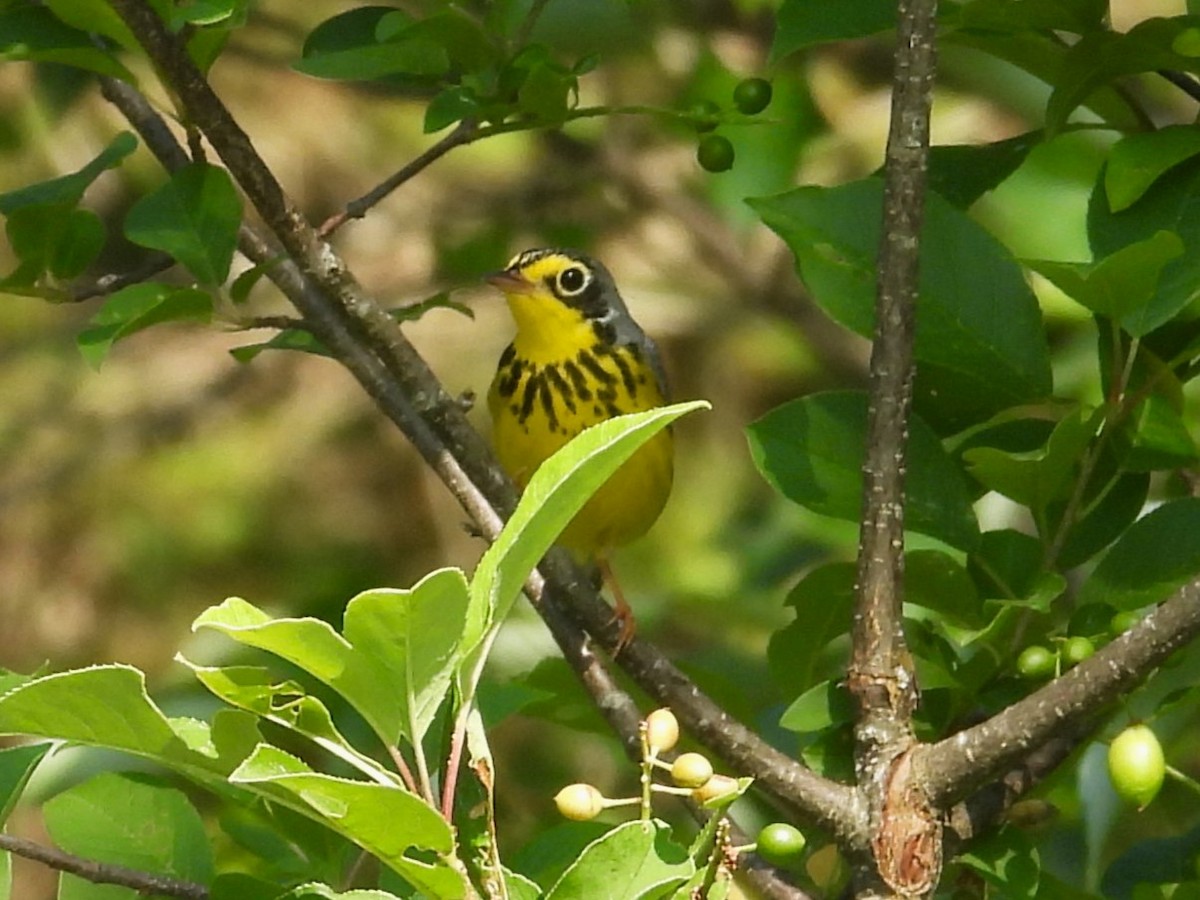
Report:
556,265,589,297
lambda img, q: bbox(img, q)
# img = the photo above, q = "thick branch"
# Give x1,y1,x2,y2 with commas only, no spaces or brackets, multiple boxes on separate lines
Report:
0,833,207,900
847,0,938,731
918,575,1200,807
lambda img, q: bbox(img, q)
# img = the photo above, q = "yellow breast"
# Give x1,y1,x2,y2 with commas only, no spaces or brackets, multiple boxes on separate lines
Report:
488,337,673,558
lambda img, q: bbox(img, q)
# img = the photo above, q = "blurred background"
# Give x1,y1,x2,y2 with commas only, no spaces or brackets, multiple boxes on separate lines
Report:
0,0,1196,896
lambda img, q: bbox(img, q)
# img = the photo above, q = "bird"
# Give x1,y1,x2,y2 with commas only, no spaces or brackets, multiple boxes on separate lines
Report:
486,248,674,652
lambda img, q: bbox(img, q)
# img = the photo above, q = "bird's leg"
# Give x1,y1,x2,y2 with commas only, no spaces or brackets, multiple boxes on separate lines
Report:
597,556,636,654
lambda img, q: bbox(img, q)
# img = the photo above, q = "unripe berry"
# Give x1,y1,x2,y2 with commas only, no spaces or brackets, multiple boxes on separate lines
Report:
1108,725,1165,809
692,773,739,806
670,752,714,788
644,708,680,754
756,822,807,867
554,783,605,821
1017,645,1055,679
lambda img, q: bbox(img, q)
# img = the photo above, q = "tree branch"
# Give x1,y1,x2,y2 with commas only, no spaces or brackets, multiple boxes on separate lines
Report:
918,575,1200,808
103,0,857,851
0,833,207,900
847,0,940,893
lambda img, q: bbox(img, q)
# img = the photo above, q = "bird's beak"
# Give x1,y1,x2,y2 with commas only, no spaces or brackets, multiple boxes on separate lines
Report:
485,269,532,293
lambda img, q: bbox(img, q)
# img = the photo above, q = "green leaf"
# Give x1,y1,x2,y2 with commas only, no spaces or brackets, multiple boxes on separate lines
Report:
425,86,479,133
295,7,448,81
467,400,709,653
3,204,105,282
945,30,1142,133
750,180,1052,432
1027,231,1185,336
958,826,1041,900
0,665,255,785
1080,498,1200,611
77,282,213,369
124,163,241,284
768,563,854,696
906,550,987,629
544,820,693,900
0,5,136,80
0,744,48,827
230,745,465,897
951,0,1107,33
517,61,571,122
925,132,1043,209
1056,471,1150,569
281,885,404,900
44,772,214,890
779,680,855,734
180,663,397,784
0,132,137,213
194,568,470,747
962,406,1100,513
1106,126,1200,212
747,391,980,551
1089,155,1200,335
42,0,142,53
1047,17,1200,136
1122,394,1200,471
342,574,470,745
770,0,895,62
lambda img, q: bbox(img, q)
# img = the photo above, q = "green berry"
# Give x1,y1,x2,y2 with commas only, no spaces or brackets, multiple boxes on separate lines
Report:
1062,636,1095,668
689,99,720,132
554,783,604,821
733,77,773,115
1110,610,1140,636
670,752,714,789
696,134,734,172
644,708,679,754
1017,645,1055,680
1108,724,1165,809
757,822,807,868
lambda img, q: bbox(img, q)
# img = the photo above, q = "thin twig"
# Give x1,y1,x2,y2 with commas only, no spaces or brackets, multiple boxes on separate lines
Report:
70,252,177,301
0,833,208,900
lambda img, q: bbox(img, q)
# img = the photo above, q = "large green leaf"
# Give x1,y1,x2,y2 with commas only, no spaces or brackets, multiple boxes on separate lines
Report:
750,180,1052,432
747,391,980,550
2,204,105,284
1079,498,1200,611
1089,155,1200,336
124,163,241,284
294,7,449,81
466,400,709,654
44,772,214,893
544,820,692,900
193,567,470,747
229,745,464,898
951,0,1106,33
0,666,257,785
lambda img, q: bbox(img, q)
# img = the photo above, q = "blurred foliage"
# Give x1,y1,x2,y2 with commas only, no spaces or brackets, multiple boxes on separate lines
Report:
1,0,1200,898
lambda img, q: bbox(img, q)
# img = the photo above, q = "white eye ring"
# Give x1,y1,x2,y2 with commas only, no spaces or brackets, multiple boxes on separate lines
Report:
556,265,589,297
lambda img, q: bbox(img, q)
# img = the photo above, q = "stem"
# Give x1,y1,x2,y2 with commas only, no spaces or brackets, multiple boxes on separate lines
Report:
0,834,207,900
